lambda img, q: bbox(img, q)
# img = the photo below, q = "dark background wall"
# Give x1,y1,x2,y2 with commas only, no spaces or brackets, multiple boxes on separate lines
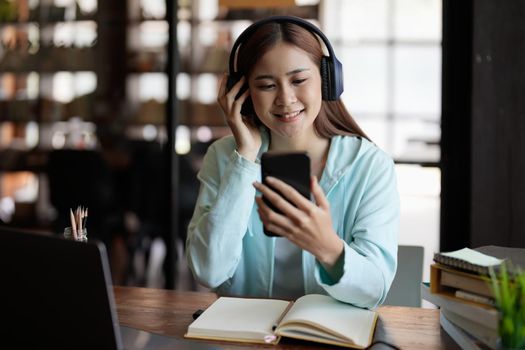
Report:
441,0,525,250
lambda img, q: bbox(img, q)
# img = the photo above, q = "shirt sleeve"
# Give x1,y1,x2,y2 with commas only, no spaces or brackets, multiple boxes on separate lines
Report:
314,151,400,308
186,141,260,288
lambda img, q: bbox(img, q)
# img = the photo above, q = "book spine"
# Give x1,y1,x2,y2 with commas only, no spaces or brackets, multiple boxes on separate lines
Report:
439,312,485,350
440,269,494,298
455,290,495,307
421,284,499,330
441,309,499,349
430,264,494,300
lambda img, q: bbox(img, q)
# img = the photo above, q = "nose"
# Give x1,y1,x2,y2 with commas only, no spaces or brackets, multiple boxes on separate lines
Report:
275,84,297,106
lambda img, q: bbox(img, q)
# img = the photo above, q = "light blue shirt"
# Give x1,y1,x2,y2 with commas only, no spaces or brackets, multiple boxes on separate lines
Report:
186,131,399,308
273,237,304,300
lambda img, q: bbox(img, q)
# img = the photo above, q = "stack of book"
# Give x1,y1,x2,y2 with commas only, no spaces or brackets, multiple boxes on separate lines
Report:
422,246,525,350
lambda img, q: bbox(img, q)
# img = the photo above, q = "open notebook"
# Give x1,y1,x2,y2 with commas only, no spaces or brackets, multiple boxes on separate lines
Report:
185,294,378,348
0,226,217,350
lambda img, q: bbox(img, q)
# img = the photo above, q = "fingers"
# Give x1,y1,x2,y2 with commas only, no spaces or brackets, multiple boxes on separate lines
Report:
255,196,296,236
218,75,249,120
224,76,246,101
232,88,250,116
253,181,303,218
253,176,329,229
311,176,329,210
253,179,319,235
264,176,312,211
217,73,227,98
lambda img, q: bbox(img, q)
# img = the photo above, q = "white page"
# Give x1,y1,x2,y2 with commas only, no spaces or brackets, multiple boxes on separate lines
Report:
187,297,290,340
278,294,376,347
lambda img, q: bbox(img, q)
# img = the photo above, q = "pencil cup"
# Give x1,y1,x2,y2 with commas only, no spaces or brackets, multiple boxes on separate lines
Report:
63,227,88,242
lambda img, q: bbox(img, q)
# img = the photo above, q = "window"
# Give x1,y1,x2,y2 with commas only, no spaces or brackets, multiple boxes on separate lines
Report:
322,0,442,286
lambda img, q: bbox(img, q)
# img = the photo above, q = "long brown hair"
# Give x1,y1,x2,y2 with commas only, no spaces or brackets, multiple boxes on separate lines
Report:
236,20,370,141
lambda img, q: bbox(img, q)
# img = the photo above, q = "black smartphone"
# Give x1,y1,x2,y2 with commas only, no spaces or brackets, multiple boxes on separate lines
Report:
261,152,311,237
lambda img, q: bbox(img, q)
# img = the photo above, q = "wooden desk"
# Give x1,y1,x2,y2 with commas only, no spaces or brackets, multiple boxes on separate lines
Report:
114,286,459,349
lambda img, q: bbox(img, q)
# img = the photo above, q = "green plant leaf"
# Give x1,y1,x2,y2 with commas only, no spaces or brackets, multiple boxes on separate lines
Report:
490,262,525,349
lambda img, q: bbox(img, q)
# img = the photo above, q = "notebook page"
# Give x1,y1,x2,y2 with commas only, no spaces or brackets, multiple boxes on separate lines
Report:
187,297,290,340
278,294,376,347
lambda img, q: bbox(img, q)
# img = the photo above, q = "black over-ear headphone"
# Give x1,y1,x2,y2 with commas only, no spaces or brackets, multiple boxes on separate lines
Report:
226,15,344,117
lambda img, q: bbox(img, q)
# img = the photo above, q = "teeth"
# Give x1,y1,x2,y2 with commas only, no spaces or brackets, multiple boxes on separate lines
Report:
277,110,301,118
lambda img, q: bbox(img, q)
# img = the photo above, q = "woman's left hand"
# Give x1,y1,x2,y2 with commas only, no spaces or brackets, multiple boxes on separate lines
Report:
253,176,344,268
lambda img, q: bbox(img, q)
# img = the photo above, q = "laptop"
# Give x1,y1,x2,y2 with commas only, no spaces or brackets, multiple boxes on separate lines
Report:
0,226,219,350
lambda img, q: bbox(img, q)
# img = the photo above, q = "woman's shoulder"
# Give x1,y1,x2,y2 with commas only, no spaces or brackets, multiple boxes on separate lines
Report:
332,135,394,165
206,135,237,156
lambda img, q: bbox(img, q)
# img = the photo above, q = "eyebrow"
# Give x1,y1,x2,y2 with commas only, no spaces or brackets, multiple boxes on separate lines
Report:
254,68,310,81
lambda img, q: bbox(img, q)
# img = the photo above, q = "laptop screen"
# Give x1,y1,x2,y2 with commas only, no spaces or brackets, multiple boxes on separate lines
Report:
0,227,122,349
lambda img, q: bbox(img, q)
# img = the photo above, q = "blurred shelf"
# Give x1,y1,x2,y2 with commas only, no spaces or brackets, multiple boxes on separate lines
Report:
0,149,49,172
0,15,97,25
0,49,98,72
218,5,319,21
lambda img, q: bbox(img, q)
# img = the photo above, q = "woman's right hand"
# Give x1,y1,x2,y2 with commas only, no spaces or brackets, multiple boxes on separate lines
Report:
217,74,262,162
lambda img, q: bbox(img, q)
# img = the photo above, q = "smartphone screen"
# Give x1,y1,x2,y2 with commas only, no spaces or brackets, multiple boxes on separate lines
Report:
261,152,311,237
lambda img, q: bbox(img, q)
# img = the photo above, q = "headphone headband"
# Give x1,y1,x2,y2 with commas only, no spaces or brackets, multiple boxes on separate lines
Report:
228,16,337,74
227,15,344,103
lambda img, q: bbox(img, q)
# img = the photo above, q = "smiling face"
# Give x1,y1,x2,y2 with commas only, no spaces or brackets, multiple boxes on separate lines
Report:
248,42,323,143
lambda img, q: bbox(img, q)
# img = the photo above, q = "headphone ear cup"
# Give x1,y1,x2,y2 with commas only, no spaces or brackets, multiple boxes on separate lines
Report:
226,73,239,92
226,74,256,119
320,56,344,101
240,96,255,117
332,56,344,99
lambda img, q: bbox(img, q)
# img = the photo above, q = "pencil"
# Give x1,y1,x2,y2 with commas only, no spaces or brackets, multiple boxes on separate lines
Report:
77,206,82,232
70,208,78,240
272,301,294,331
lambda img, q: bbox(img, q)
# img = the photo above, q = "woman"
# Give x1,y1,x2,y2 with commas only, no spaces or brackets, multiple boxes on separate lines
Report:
186,16,399,308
